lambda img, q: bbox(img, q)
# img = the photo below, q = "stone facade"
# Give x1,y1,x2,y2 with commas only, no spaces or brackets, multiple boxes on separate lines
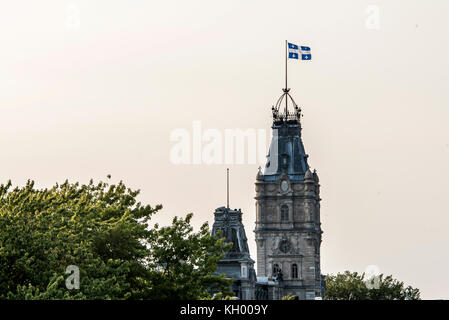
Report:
255,169,323,299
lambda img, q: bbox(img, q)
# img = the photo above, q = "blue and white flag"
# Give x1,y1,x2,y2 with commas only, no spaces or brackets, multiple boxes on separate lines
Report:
288,42,312,60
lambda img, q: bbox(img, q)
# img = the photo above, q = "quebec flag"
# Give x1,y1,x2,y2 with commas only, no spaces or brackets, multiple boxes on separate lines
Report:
288,42,312,60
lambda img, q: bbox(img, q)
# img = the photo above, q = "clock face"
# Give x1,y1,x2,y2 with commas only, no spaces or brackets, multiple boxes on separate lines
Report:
280,180,289,192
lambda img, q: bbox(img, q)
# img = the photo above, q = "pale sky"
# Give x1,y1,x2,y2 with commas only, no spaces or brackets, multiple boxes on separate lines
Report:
1,0,448,299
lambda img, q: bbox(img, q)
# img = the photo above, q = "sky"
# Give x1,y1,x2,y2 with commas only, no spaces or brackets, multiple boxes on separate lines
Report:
1,0,449,299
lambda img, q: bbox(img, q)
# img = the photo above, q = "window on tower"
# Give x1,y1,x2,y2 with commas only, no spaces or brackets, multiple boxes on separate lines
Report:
291,264,298,279
281,205,289,221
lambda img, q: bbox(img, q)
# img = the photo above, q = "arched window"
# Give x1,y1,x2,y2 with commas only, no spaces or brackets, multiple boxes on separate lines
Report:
281,205,289,221
291,264,298,279
273,263,280,277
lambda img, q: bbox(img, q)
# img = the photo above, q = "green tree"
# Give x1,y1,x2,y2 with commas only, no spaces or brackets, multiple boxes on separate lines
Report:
0,179,231,299
146,214,232,299
325,271,420,300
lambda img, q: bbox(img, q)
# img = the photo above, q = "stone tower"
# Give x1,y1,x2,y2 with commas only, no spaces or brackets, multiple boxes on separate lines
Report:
254,89,324,300
212,206,257,300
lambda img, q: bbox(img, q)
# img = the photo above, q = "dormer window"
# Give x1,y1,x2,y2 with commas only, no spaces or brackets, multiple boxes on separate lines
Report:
281,154,289,170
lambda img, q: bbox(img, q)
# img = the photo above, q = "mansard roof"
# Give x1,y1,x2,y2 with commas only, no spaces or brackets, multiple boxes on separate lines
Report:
263,120,309,182
211,206,254,263
263,89,310,182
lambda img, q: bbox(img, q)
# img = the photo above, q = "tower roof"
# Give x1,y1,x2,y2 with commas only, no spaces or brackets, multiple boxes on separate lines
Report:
263,90,309,182
211,206,254,263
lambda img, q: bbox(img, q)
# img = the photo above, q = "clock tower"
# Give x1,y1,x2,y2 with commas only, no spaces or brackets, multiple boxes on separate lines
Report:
254,89,324,300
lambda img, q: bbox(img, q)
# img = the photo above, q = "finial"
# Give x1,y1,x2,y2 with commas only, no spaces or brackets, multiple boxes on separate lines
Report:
257,166,264,181
305,169,313,180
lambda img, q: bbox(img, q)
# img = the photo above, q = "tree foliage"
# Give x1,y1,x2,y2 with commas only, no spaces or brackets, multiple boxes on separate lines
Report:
0,179,232,299
145,214,232,299
325,271,420,300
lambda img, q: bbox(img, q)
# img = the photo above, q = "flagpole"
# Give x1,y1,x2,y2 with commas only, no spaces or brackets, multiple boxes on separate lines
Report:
285,40,288,116
285,40,287,91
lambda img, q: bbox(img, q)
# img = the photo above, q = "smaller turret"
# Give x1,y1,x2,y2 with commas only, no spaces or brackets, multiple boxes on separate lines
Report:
313,169,319,182
305,168,314,181
256,166,264,181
